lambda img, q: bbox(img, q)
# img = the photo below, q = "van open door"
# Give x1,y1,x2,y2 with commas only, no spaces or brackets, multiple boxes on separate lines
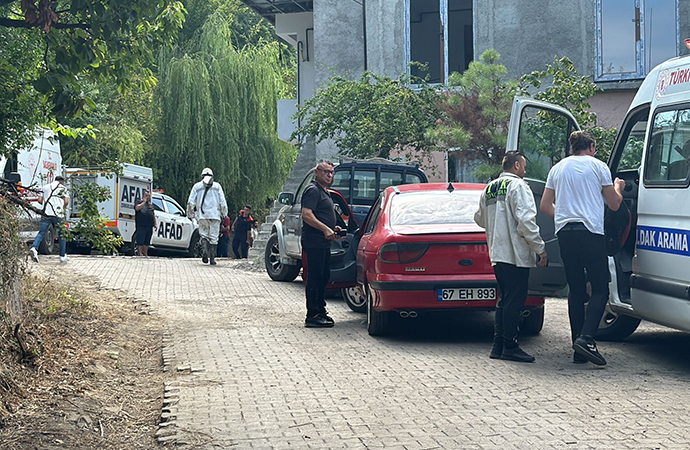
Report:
506,98,580,295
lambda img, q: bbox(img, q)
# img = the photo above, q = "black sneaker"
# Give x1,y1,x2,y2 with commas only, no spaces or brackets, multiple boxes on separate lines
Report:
322,310,335,324
500,346,535,363
573,336,606,366
573,351,588,364
305,314,335,328
489,343,503,359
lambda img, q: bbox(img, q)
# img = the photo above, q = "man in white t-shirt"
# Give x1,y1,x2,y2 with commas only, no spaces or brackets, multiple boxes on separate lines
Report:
29,175,70,263
540,131,624,366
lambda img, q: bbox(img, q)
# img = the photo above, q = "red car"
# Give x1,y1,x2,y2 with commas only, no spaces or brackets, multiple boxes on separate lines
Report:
356,182,546,336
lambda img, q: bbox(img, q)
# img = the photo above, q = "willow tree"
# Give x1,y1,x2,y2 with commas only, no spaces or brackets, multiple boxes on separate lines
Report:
155,13,296,215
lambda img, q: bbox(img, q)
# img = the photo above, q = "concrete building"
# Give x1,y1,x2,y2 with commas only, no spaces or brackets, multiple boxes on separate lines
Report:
241,0,690,184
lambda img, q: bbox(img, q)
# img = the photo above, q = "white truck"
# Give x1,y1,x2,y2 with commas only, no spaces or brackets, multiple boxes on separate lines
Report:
508,53,690,340
1,128,64,253
67,164,200,256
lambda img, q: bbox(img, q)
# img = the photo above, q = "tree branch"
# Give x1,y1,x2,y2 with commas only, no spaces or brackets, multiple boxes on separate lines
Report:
0,17,89,30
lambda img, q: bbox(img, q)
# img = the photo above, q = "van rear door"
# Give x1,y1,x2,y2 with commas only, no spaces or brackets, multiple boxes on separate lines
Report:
506,98,580,295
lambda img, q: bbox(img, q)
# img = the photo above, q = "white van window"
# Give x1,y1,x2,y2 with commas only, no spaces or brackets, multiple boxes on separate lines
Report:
517,106,572,181
617,116,647,171
644,108,690,184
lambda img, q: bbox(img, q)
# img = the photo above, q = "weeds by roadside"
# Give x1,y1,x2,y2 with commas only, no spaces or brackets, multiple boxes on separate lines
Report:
0,270,165,449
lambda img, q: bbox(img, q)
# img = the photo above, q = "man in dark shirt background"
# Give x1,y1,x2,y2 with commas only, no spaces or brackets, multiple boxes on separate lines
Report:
231,206,253,259
302,160,341,328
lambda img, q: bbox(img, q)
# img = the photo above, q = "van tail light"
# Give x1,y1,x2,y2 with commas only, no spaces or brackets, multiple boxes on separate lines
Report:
379,242,429,263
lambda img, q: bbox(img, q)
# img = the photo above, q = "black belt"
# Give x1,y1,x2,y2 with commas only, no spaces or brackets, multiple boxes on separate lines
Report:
560,222,588,232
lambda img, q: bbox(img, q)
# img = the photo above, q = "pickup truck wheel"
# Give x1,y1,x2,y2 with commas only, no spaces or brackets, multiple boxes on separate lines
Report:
37,224,55,255
265,233,300,281
596,307,641,341
342,285,367,313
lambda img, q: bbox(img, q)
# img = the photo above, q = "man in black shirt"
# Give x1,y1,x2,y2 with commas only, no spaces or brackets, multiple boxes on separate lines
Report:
231,205,253,259
302,160,341,328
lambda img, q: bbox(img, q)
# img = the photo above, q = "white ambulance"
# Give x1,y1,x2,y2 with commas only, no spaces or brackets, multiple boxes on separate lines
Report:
508,54,690,340
1,128,64,253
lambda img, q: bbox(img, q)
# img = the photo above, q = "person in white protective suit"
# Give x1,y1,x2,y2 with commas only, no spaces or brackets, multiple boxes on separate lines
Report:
187,168,228,265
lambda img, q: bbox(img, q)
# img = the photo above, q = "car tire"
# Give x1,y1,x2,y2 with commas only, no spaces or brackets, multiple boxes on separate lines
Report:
265,233,300,281
596,307,641,341
366,282,389,336
188,232,201,257
520,306,544,336
37,224,55,255
121,232,136,256
342,285,367,313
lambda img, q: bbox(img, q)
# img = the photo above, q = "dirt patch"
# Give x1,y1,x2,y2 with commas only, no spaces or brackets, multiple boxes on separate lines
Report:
0,269,169,449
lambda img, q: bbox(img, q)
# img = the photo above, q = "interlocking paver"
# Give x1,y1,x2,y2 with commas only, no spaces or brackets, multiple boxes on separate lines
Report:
32,255,690,449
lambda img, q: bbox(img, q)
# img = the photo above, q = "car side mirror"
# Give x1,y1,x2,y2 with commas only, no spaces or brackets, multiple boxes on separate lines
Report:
7,172,21,184
278,192,294,205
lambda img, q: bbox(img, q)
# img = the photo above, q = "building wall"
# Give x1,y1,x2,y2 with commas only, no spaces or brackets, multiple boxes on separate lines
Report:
474,0,594,80
365,0,407,78
313,0,366,162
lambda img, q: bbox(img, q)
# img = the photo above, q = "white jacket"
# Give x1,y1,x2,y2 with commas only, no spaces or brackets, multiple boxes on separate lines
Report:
187,176,228,220
474,172,545,268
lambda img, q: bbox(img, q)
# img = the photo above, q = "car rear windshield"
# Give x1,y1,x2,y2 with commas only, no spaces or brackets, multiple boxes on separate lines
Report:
389,190,482,226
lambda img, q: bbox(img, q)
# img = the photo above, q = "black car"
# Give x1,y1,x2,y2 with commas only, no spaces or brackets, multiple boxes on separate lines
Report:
329,158,428,225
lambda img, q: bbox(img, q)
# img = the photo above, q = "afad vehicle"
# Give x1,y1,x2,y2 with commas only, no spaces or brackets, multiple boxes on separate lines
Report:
507,53,690,341
67,164,200,256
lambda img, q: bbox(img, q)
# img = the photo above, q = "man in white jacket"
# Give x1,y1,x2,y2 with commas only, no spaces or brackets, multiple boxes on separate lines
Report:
474,151,548,362
187,168,228,265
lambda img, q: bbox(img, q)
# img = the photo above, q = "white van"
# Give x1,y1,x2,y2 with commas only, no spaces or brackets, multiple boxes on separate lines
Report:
1,128,63,253
508,54,690,340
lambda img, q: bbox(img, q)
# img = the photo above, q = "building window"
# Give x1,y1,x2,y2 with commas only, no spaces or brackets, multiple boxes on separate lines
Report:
407,0,473,84
596,0,678,81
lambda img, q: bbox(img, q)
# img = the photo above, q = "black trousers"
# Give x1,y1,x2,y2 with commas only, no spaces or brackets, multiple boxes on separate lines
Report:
232,238,248,259
303,247,331,318
493,262,530,346
557,228,610,341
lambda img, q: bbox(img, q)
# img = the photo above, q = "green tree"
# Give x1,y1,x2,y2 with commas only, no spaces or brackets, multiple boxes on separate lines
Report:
427,49,519,180
0,0,186,156
59,78,159,167
155,12,296,215
292,71,441,160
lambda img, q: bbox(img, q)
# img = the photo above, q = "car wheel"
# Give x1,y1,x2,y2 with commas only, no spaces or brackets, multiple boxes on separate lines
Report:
366,282,389,336
596,306,641,341
342,285,367,313
188,232,201,257
264,233,300,281
37,224,55,255
520,306,544,336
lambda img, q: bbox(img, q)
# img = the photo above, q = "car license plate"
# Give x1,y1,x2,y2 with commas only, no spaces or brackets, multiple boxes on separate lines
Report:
437,287,496,301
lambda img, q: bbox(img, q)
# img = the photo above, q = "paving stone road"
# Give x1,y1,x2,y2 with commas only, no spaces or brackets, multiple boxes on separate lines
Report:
34,255,690,449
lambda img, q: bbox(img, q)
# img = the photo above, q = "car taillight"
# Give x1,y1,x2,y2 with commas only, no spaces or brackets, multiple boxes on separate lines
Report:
379,242,429,263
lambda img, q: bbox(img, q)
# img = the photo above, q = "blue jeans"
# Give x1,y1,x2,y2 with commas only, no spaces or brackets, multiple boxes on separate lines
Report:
32,216,67,257
218,235,230,257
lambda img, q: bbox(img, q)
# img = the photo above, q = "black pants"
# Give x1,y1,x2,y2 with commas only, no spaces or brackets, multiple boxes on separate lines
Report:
557,227,610,341
303,247,331,318
232,238,248,259
493,263,530,346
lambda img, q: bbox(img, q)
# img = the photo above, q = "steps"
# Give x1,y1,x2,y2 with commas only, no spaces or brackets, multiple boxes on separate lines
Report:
248,138,317,260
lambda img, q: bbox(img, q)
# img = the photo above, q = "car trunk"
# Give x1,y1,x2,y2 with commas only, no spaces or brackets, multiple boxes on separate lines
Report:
383,225,492,276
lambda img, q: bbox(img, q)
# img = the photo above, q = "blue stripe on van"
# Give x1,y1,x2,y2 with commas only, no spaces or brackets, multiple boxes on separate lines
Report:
636,225,690,257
